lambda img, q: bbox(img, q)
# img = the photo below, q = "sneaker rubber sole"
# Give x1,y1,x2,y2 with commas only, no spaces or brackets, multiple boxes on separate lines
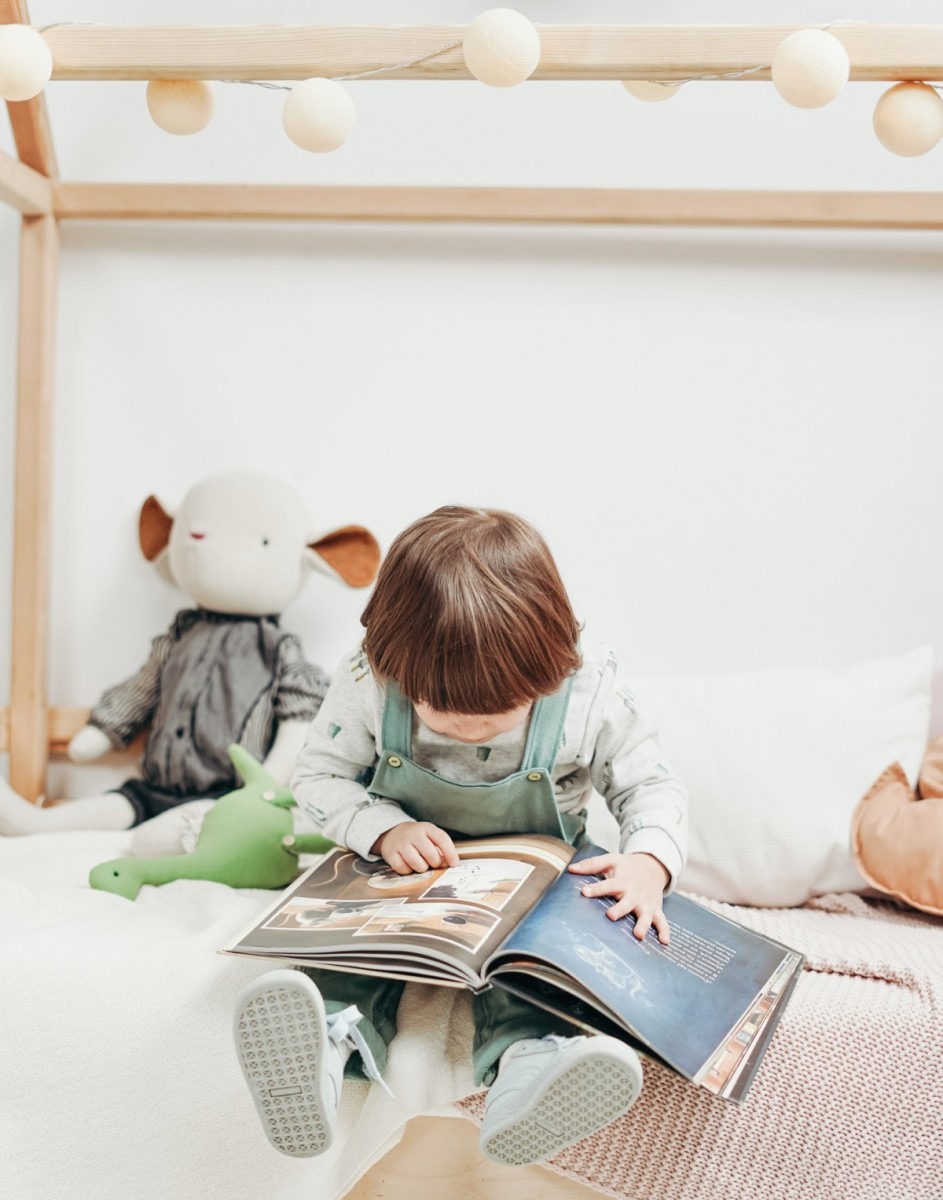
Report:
232,969,336,1158
480,1039,643,1166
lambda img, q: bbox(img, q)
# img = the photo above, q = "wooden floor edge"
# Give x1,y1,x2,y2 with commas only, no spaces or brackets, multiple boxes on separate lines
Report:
344,1113,603,1199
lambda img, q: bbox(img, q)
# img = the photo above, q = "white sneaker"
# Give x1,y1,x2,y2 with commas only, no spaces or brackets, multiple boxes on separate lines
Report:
479,1033,643,1166
232,970,346,1158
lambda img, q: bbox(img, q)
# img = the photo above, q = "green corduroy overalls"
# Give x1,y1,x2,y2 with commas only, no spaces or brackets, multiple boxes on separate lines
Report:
301,674,584,1086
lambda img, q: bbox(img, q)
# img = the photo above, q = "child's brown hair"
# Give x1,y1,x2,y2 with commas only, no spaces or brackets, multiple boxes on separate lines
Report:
361,506,581,714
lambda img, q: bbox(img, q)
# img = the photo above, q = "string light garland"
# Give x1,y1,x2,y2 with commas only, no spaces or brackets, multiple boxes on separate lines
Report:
873,81,943,156
622,21,859,103
282,77,357,152
146,79,216,134
462,7,541,87
622,80,678,104
0,21,51,99
281,35,466,150
770,28,851,108
1,12,942,159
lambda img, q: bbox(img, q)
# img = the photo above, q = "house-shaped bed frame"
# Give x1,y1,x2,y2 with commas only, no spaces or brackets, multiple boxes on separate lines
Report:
2,7,942,1194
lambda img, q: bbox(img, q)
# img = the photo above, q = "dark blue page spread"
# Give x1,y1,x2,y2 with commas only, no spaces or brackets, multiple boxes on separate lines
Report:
489,845,794,1079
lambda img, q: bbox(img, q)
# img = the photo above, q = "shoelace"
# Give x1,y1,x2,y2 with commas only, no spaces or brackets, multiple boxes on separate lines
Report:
327,1006,395,1099
509,1033,578,1060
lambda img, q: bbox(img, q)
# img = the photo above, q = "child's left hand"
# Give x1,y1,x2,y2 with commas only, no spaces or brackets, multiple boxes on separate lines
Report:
568,851,671,944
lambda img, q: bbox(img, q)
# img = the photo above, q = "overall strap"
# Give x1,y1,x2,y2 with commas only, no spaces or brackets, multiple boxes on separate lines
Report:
521,673,575,773
380,680,414,757
382,672,574,771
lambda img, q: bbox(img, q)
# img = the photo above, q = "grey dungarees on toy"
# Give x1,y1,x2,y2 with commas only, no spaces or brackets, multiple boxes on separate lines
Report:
300,674,584,1087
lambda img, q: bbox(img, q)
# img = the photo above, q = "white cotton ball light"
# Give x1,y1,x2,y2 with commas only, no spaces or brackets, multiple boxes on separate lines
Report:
283,77,355,152
146,80,216,135
621,79,678,103
873,82,943,157
463,8,541,88
0,24,53,102
771,29,850,109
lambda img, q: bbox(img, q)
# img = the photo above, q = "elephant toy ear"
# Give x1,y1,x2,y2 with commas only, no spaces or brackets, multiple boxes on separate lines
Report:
305,525,381,588
139,494,176,585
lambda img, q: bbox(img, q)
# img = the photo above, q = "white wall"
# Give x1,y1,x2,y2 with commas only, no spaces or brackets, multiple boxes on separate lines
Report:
3,1,943,797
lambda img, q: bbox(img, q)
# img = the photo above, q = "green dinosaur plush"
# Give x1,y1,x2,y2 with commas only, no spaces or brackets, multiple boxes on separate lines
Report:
89,745,333,900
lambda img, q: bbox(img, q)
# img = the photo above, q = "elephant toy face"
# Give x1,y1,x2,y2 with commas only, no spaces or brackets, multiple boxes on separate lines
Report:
141,471,381,617
166,474,312,617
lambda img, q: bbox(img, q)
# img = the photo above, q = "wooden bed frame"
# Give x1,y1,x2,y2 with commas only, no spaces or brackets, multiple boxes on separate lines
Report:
2,5,942,1195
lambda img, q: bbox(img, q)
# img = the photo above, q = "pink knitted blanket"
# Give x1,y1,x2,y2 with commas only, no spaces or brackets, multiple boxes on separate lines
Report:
457,893,943,1200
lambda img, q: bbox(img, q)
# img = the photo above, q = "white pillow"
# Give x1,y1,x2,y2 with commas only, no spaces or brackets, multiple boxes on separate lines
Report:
629,646,934,907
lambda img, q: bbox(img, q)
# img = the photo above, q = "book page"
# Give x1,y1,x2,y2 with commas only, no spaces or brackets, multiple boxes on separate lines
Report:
222,834,574,985
697,950,804,1100
485,845,801,1087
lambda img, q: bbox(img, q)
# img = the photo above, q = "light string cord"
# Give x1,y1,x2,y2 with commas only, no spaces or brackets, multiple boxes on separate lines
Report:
227,37,465,91
655,19,868,88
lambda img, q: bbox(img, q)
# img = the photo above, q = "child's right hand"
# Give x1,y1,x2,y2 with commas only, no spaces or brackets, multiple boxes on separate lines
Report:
373,821,460,874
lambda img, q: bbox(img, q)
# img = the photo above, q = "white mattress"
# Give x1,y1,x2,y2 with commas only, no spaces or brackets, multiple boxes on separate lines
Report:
0,830,478,1200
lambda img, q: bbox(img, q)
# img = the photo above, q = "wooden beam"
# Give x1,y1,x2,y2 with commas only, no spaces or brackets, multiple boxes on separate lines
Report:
46,706,91,755
0,706,84,756
0,706,142,759
0,146,51,212
9,214,58,802
52,183,943,230
38,23,943,82
0,1,58,175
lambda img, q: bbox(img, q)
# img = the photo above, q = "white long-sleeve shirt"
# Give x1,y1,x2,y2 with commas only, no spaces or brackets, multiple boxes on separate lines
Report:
291,641,689,889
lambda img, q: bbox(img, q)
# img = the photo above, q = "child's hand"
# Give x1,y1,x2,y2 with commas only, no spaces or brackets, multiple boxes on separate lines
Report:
373,821,461,874
568,851,671,944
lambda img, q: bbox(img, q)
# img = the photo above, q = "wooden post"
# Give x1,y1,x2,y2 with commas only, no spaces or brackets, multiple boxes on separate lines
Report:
9,213,58,801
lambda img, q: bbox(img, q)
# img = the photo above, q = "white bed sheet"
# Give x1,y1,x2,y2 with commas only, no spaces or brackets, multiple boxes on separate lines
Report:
0,831,478,1200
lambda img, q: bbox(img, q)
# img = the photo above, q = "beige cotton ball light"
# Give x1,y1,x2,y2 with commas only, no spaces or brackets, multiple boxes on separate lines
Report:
621,80,678,103
283,77,355,152
463,8,541,88
873,82,943,157
0,24,52,102
771,29,850,109
146,80,216,134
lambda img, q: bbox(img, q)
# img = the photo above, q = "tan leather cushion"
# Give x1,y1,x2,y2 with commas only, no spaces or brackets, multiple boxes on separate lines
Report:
851,758,943,916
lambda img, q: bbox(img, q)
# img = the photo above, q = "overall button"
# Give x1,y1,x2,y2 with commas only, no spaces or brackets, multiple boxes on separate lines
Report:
527,771,542,782
388,755,402,768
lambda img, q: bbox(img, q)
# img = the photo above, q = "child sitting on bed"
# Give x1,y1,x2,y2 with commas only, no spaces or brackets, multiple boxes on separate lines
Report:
232,505,689,1166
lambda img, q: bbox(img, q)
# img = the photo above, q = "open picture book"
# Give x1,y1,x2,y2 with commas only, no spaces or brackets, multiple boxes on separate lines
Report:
222,834,804,1103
